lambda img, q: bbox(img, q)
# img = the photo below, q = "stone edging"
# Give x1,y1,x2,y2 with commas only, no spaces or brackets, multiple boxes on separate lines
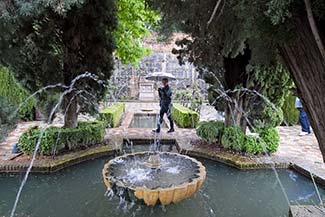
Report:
0,145,117,174
181,149,289,170
181,148,325,186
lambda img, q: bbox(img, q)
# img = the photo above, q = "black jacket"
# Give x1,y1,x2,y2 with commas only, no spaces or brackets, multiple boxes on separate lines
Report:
158,85,172,109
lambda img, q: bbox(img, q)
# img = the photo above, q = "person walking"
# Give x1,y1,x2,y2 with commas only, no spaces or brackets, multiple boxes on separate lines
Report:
295,97,311,136
153,78,175,133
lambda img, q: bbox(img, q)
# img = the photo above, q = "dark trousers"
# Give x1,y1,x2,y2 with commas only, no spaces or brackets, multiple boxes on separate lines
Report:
299,108,311,133
157,106,174,131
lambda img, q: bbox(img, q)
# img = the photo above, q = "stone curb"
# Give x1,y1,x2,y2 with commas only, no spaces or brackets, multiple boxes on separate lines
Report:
0,145,117,174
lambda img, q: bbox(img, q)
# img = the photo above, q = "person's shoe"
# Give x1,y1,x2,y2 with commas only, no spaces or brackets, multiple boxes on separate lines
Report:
152,129,160,134
167,129,175,133
299,131,310,136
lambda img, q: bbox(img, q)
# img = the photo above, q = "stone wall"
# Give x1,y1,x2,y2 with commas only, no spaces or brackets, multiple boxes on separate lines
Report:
110,33,203,101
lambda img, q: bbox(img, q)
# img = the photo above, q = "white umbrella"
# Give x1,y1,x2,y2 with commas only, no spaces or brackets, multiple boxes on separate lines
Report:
145,72,176,81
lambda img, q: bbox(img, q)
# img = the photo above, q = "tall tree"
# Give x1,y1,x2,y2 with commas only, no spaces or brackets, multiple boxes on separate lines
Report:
0,0,117,128
0,0,159,128
154,0,325,161
154,0,291,132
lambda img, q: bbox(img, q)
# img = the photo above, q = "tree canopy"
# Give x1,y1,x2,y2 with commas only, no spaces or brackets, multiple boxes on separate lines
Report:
153,0,325,161
0,0,157,128
114,0,160,66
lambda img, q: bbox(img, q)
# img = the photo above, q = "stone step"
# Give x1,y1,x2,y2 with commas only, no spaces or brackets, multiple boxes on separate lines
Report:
289,205,325,217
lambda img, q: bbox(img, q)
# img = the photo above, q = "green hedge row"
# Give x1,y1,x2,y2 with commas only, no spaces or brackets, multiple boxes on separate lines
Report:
282,94,299,125
0,67,36,120
171,103,199,128
18,121,105,155
196,120,224,143
221,126,280,154
196,121,280,155
99,103,125,128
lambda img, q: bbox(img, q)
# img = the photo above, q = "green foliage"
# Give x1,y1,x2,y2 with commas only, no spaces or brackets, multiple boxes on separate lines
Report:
0,67,36,120
99,103,125,128
221,126,280,154
282,94,299,126
221,126,245,151
156,0,292,132
253,105,284,130
196,121,224,144
18,121,105,155
259,127,280,153
244,136,263,155
114,0,160,65
0,96,18,141
171,103,199,128
0,0,118,127
174,84,204,112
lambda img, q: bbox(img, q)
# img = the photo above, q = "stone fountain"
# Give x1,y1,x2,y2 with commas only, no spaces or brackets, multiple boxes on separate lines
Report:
102,152,206,206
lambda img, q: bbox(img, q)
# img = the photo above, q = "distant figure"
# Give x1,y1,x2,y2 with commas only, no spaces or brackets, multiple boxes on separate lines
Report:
153,78,175,133
295,97,311,136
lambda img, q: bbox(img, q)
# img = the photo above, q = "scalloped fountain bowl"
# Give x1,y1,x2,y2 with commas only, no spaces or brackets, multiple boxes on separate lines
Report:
102,152,206,206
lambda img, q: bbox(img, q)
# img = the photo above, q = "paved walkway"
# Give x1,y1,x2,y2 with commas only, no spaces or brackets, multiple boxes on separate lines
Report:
1,103,325,184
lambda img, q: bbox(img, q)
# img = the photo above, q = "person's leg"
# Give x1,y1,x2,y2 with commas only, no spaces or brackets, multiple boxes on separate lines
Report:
299,109,311,133
167,106,174,133
154,109,165,133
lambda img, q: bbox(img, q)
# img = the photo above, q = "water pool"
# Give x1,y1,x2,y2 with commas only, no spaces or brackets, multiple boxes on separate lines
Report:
0,156,324,217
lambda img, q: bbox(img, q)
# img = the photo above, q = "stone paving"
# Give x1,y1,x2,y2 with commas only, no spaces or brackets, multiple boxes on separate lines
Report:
1,102,325,185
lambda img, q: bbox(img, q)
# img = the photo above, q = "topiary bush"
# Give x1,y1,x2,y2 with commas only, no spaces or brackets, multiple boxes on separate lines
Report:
0,67,36,120
18,121,105,155
244,136,263,155
259,127,280,153
196,120,224,143
221,126,280,155
221,126,246,151
99,103,125,128
171,103,199,128
282,94,299,125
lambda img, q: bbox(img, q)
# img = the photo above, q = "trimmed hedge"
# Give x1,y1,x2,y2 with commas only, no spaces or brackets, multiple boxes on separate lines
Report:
18,121,105,155
221,126,280,155
99,103,125,128
196,120,224,143
221,126,245,152
0,67,36,120
171,103,199,128
259,127,280,153
282,94,299,125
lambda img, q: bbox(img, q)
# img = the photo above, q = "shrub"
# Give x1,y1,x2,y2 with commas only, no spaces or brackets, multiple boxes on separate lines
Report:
253,105,284,130
0,67,36,120
99,103,125,128
18,121,105,155
244,136,263,155
219,126,280,154
171,103,199,128
259,127,280,153
221,126,245,151
0,96,18,142
196,121,224,143
282,94,299,125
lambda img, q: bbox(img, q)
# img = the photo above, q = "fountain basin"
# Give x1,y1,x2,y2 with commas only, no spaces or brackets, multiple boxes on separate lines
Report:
102,152,206,206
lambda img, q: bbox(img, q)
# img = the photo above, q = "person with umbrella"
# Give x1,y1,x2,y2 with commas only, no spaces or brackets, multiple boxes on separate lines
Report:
152,78,175,133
